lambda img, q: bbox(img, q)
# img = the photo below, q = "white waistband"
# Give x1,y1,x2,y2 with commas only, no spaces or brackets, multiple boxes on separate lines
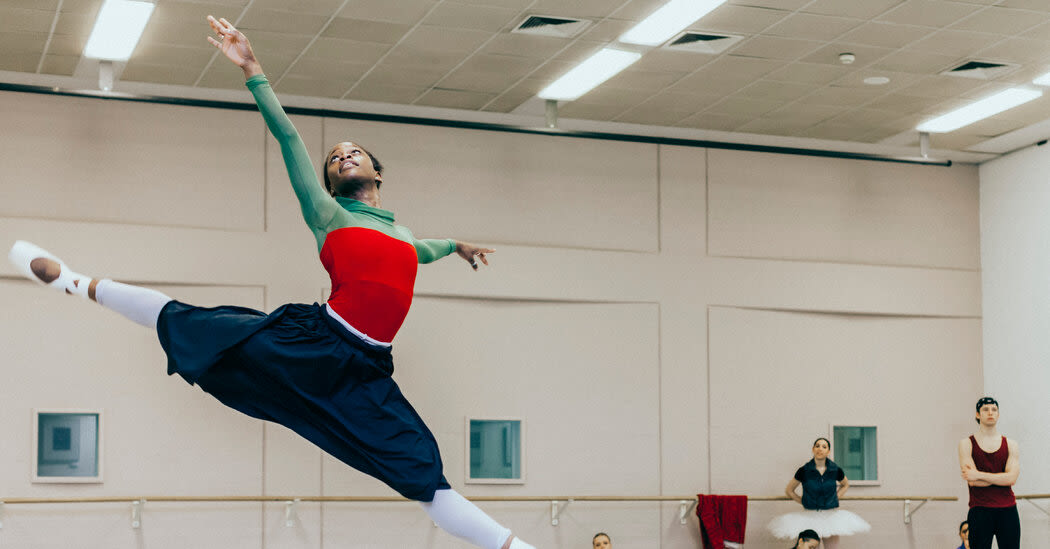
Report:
323,304,392,348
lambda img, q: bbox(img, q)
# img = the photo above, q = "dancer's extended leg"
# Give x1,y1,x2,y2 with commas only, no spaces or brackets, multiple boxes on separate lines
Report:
421,489,535,549
9,241,171,329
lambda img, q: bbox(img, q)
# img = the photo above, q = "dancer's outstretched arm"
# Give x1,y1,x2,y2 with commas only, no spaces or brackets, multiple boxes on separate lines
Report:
207,15,336,250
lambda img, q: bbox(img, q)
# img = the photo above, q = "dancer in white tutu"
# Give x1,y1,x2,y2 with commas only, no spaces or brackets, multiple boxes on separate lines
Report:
768,438,870,547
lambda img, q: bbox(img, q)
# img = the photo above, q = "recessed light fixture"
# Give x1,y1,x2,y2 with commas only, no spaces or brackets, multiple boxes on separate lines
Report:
538,48,642,101
619,0,728,46
916,87,1042,133
84,0,155,61
1033,71,1050,86
863,76,890,85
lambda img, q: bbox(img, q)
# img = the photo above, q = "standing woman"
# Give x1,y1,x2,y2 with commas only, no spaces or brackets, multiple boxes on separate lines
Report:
6,14,534,549
768,438,870,547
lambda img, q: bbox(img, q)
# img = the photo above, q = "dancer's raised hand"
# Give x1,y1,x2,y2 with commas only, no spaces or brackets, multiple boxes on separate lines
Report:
206,15,262,77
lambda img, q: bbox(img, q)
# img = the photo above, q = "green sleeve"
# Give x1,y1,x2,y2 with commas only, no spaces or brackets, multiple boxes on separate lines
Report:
246,74,335,249
414,238,456,264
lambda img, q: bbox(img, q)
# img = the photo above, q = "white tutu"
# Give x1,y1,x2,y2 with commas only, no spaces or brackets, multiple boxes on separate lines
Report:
768,508,871,539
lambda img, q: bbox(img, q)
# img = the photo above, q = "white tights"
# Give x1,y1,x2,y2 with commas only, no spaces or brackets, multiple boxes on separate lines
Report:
94,279,172,330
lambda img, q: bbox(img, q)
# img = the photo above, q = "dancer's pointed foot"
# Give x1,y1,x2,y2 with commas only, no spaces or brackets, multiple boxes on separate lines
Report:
9,240,95,299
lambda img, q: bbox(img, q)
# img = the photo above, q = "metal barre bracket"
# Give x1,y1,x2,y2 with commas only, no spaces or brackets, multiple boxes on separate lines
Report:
679,499,697,524
551,499,572,526
285,499,300,527
0,501,4,529
903,499,928,524
131,499,145,529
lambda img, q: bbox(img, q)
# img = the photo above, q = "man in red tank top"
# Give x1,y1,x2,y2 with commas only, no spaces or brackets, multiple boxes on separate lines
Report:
957,397,1020,549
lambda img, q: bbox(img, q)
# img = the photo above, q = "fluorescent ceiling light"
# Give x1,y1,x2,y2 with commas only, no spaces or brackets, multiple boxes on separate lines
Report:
916,87,1042,133
84,0,155,60
538,48,642,101
619,0,727,46
1033,71,1050,86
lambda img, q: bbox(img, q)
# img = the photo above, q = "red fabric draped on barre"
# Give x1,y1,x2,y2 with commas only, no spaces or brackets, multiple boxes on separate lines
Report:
696,494,748,548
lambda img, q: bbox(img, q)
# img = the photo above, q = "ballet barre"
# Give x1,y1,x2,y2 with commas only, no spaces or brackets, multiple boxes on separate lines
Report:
1017,494,1050,517
0,494,958,529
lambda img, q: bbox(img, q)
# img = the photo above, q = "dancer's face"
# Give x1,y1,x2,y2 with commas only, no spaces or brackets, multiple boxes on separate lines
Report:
960,522,969,545
326,142,381,195
812,439,830,460
592,534,611,548
976,404,998,426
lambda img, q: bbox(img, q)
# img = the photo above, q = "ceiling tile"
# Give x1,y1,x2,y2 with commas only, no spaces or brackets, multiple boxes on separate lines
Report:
234,30,314,58
0,50,41,72
0,8,57,33
602,69,685,92
305,37,391,62
558,101,632,120
735,80,818,101
800,85,888,107
398,25,494,53
635,91,722,112
482,78,546,112
764,103,848,123
905,29,1003,57
283,57,369,82
634,50,713,73
1022,21,1050,41
877,1,983,28
576,86,650,107
705,96,783,116
322,17,412,43
677,112,751,131
998,0,1050,9
551,40,606,64
800,122,872,141
828,69,922,91
799,43,895,68
0,31,47,55
802,0,907,19
668,72,750,96
356,63,447,87
763,13,863,41
133,43,215,66
120,62,203,87
346,83,428,103
527,0,630,19
45,34,85,57
479,33,572,59
53,10,94,36
577,19,634,42
438,54,542,92
951,7,1050,34
735,117,818,135
839,21,933,49
729,0,811,9
238,8,328,34
697,5,792,34
765,62,853,85
614,0,673,22
731,36,824,61
453,0,533,9
871,49,959,73
826,107,911,126
336,0,436,25
274,75,354,98
978,38,1050,64
40,54,78,76
422,2,519,31
865,92,953,113
251,0,347,16
614,108,697,126
526,60,575,81
381,44,469,71
5,0,61,9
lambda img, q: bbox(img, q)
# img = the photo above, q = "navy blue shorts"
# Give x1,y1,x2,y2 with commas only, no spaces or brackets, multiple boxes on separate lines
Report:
157,300,449,502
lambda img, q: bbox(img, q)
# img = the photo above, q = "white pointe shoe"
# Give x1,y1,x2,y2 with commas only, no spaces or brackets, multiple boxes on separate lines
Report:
8,240,87,296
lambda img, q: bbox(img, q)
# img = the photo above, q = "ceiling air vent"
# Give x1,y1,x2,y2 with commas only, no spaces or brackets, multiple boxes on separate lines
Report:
940,60,1019,80
663,31,744,54
512,15,591,38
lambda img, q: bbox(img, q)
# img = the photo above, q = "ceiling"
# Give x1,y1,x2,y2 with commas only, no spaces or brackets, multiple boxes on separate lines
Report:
4,0,1050,161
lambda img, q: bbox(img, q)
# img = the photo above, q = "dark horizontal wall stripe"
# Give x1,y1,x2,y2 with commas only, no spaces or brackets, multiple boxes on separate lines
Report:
0,82,951,167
